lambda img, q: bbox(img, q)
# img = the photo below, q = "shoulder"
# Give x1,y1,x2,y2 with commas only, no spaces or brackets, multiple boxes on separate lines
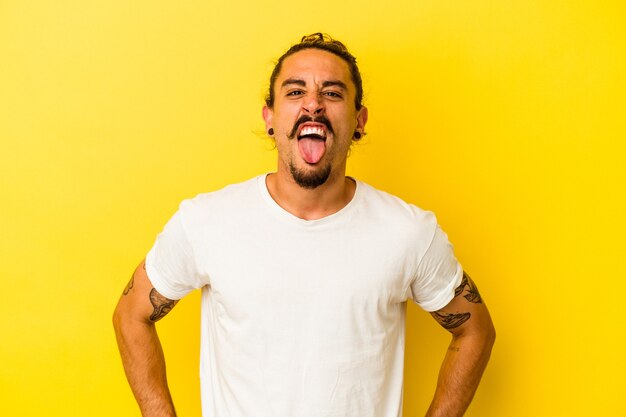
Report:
354,181,449,273
172,175,263,229
179,175,262,212
356,180,437,231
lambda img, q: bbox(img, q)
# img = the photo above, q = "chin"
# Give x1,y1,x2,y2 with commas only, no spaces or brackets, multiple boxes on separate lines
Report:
289,162,332,189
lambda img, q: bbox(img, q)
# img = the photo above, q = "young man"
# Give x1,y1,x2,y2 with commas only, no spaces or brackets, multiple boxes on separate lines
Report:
113,33,495,417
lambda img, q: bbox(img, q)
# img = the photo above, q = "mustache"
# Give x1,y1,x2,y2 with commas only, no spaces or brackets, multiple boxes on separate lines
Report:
288,115,334,139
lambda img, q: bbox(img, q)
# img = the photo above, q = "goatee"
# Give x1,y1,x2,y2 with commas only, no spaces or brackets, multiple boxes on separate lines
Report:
289,162,331,189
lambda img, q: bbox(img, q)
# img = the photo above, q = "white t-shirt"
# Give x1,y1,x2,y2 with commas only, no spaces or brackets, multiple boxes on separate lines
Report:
146,175,463,417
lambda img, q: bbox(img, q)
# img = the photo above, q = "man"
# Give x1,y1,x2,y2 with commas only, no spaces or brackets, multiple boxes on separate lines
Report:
113,33,495,417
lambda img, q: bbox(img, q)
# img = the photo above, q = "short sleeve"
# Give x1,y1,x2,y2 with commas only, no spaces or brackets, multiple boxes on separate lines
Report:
145,208,209,300
410,225,463,312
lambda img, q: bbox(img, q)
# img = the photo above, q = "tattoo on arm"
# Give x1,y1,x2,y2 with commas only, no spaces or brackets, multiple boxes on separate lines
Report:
431,271,483,331
456,271,482,304
122,263,145,296
122,275,135,296
149,288,178,322
454,274,467,297
431,311,471,330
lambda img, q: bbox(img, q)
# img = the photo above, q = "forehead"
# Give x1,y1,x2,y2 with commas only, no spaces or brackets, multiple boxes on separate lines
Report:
278,49,353,90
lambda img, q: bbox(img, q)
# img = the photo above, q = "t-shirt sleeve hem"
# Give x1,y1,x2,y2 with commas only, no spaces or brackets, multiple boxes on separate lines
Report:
415,262,463,312
145,247,190,301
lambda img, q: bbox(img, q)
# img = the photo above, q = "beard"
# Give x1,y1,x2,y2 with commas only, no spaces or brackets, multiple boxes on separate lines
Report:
289,161,331,189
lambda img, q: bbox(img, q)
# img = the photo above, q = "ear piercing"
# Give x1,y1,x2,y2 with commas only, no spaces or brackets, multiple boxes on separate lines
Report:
268,128,274,136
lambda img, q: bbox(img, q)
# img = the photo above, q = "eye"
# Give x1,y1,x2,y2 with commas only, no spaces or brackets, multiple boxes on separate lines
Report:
322,91,343,99
286,90,304,97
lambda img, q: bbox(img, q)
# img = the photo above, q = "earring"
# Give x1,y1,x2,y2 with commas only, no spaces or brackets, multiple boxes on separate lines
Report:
268,128,274,136
353,131,362,140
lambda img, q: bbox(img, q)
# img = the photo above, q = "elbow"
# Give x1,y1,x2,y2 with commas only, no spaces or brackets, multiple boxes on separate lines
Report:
112,305,122,332
112,301,129,334
480,308,496,349
112,301,154,334
487,322,496,349
482,319,496,356
467,317,496,352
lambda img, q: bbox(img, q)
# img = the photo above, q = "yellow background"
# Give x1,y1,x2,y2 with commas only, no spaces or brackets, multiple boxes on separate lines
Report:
1,1,624,416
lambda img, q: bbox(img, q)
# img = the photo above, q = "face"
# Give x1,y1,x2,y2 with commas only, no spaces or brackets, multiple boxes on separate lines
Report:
263,48,368,189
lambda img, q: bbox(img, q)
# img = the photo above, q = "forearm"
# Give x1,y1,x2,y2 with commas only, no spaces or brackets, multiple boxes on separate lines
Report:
425,330,495,417
113,314,177,417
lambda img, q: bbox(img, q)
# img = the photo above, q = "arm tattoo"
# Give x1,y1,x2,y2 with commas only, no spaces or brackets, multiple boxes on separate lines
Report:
431,311,471,330
149,288,178,322
455,271,483,304
122,263,145,296
431,271,483,331
122,275,134,296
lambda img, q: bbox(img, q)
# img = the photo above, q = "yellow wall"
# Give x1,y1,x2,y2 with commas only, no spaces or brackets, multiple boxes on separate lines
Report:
1,1,624,416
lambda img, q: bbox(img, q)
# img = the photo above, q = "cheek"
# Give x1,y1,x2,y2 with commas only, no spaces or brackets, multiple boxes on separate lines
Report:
275,112,300,133
332,106,357,124
275,135,295,158
274,101,300,116
332,114,358,135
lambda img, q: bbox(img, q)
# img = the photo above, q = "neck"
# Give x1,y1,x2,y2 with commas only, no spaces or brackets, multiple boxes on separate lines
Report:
266,168,356,221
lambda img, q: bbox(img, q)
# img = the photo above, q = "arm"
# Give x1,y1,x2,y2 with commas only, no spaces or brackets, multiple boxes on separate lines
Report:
113,260,179,417
425,271,496,417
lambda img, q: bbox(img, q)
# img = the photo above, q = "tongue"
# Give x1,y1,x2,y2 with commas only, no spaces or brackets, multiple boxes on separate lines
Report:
298,138,326,164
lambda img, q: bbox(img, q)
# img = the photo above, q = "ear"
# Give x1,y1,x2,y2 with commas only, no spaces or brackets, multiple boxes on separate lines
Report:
262,105,273,132
356,106,368,132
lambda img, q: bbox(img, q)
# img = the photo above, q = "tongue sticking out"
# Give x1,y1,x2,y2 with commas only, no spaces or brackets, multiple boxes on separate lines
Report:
298,138,326,164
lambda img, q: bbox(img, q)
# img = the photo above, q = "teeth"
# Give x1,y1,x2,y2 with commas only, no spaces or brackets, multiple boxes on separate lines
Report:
299,126,326,138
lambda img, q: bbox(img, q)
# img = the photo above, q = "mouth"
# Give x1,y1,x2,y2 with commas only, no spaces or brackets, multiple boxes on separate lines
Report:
297,124,327,141
297,123,327,164
289,115,334,139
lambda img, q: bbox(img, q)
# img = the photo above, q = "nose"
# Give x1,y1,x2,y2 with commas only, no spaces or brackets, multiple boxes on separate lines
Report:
302,93,324,115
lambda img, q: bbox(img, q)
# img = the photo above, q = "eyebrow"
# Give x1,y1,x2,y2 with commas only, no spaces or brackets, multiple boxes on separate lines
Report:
281,78,306,88
321,80,347,90
280,78,348,90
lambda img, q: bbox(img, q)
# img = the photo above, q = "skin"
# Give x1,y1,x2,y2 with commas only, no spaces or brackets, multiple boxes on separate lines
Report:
426,272,496,417
113,47,495,416
262,48,368,220
113,260,178,417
